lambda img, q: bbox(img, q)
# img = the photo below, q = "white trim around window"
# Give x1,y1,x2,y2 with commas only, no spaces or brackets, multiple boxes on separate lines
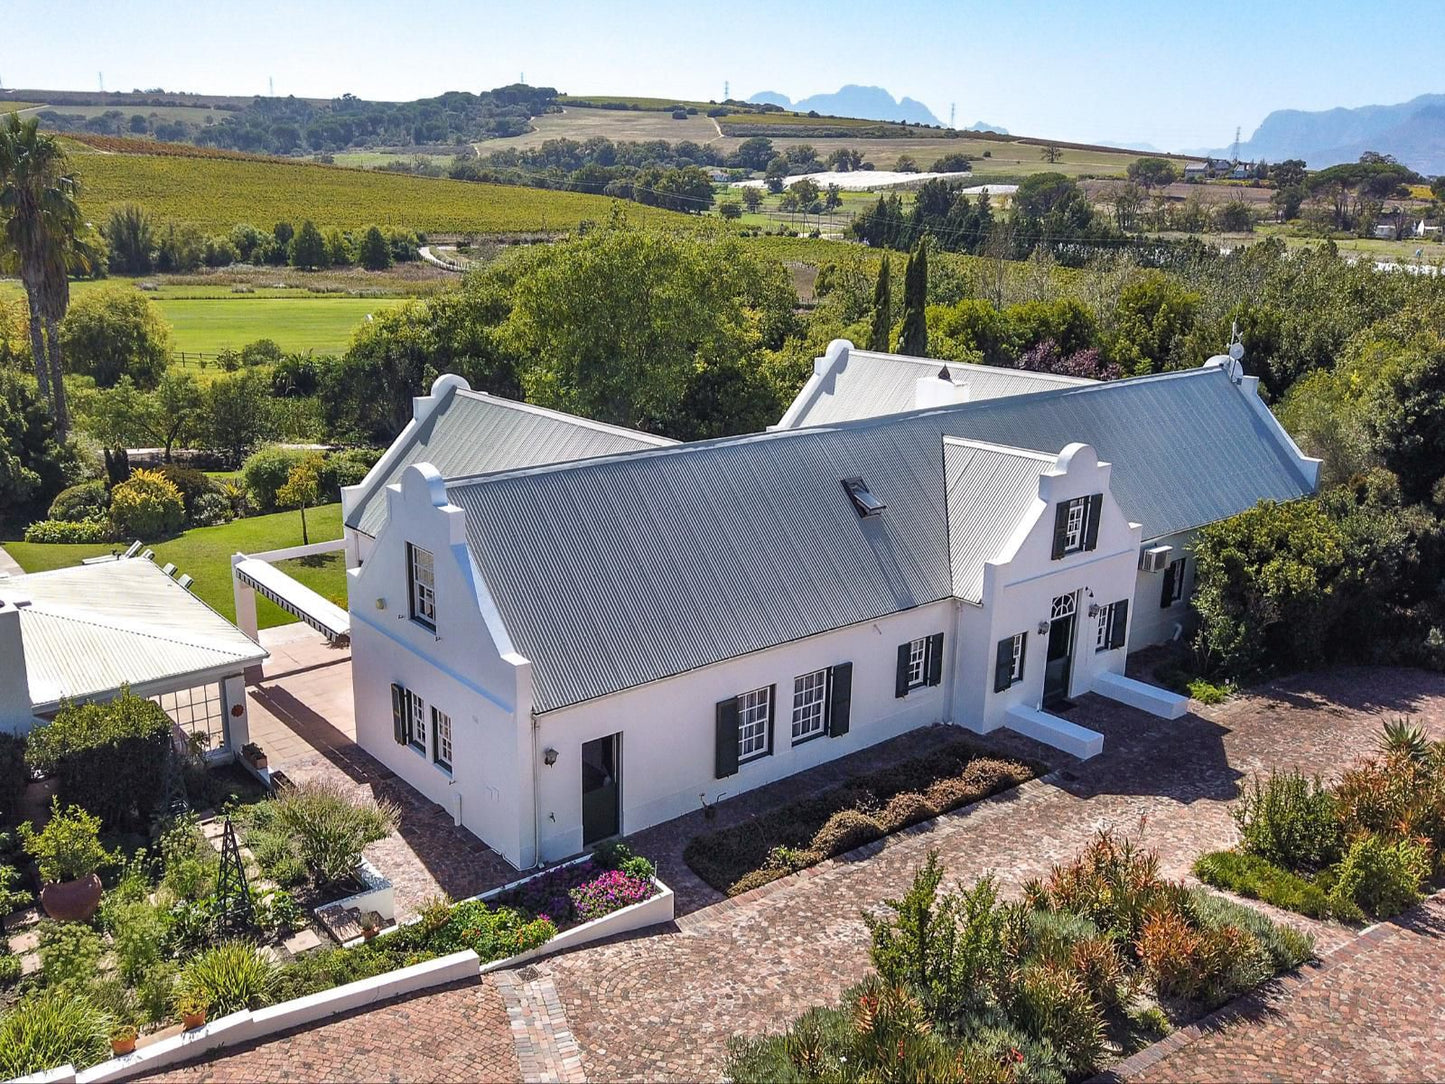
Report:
408,543,436,628
906,637,927,688
431,706,452,772
1009,633,1025,683
408,690,427,755
737,686,771,761
791,669,828,743
1063,497,1087,553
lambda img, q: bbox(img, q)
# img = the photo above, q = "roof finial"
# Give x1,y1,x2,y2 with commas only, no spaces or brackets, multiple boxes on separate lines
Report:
938,365,953,383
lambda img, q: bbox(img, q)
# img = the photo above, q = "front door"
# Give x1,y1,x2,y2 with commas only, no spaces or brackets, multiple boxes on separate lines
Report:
1043,592,1077,707
581,734,620,846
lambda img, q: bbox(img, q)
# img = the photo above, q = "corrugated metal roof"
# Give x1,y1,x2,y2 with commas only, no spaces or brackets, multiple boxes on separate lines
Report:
348,388,675,536
3,559,267,709
944,439,1053,603
782,349,1095,428
448,366,1314,713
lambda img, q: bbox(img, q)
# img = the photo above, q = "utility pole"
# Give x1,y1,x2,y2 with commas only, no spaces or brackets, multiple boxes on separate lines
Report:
724,80,730,101
269,76,274,97
1231,125,1241,164
98,71,105,93
949,102,956,129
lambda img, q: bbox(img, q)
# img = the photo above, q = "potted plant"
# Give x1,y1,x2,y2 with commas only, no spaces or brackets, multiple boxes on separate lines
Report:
18,799,118,922
177,990,208,1031
110,1024,138,1056
241,742,268,771
360,910,381,940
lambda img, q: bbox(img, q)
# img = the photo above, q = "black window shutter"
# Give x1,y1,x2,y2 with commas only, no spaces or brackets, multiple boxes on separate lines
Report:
1084,494,1103,551
1019,632,1027,679
828,662,853,737
1110,599,1129,649
1177,558,1187,598
925,633,944,686
766,684,776,755
895,642,911,697
1160,562,1176,608
1051,502,1069,559
391,684,406,745
714,697,740,779
994,639,1013,693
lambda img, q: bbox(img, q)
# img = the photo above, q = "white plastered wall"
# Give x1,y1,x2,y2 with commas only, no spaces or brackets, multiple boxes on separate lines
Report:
347,463,537,869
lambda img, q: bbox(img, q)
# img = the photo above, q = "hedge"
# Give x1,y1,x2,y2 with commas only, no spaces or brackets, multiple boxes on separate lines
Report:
22,519,113,543
26,690,173,831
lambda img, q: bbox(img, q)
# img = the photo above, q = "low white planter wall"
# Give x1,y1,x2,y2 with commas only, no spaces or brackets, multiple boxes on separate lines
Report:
317,855,396,943
478,875,675,972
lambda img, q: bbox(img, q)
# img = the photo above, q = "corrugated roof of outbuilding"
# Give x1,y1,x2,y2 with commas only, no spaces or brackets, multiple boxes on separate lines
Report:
347,388,675,537
445,365,1313,713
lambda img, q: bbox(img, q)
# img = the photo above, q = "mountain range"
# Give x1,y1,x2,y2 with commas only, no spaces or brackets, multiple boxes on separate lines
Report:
748,85,943,126
1194,94,1445,174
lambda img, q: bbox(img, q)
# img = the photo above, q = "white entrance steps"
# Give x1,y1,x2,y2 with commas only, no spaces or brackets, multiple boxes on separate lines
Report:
1091,671,1189,719
1005,704,1104,760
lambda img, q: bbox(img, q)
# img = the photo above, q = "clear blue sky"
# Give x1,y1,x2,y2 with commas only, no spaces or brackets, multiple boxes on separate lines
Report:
4,0,1437,151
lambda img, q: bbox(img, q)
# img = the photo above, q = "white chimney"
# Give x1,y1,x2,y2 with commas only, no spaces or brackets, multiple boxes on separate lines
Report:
0,601,33,733
915,365,968,410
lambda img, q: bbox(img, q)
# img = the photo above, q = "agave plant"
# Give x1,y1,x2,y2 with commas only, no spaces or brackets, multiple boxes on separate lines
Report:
1377,718,1431,764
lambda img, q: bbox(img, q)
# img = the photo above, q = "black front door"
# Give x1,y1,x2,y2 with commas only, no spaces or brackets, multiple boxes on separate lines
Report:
581,734,620,846
1043,594,1076,707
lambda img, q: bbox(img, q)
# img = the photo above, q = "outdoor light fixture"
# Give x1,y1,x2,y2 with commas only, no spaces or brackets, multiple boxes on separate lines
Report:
374,597,386,610
1037,620,1050,635
1087,603,1102,618
543,748,559,766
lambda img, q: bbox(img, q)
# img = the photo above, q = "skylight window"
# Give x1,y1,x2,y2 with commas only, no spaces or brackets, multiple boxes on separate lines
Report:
842,477,886,518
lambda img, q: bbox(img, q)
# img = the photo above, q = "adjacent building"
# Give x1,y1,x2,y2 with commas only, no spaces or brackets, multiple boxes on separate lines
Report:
346,343,1319,869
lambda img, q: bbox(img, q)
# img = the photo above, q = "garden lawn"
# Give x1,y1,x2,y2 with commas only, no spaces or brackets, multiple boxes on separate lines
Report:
156,296,409,355
4,504,345,630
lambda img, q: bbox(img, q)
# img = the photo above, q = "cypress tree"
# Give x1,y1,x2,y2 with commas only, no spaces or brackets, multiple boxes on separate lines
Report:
868,258,892,351
898,241,929,356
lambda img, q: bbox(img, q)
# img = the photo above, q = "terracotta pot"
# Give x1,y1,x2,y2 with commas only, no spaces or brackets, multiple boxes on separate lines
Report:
39,873,103,922
181,1010,207,1031
111,1036,137,1056
361,927,377,940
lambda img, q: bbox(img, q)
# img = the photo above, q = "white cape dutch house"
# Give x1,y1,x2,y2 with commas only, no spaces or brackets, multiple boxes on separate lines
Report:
344,343,1319,870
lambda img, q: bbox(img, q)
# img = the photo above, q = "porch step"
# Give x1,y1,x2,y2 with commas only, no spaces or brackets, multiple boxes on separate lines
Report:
1004,704,1104,760
1091,671,1189,720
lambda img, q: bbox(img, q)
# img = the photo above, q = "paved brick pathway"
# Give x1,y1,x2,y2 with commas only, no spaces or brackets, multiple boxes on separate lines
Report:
149,666,1445,1082
1118,894,1445,1083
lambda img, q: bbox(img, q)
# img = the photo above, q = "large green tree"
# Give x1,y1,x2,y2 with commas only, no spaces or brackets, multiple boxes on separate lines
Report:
0,115,85,436
868,257,892,352
898,241,929,356
60,287,171,389
0,368,71,523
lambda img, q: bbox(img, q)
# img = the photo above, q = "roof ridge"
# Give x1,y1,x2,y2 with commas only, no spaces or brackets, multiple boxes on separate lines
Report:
452,389,677,446
446,366,1234,492
849,350,1096,385
942,436,1059,463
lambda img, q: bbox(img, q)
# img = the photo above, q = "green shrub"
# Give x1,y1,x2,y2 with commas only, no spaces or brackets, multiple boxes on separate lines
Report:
320,447,380,495
428,899,556,961
47,480,110,523
0,988,113,1077
241,338,283,367
245,780,398,890
178,941,279,1016
164,896,222,956
23,518,113,543
1328,834,1428,919
0,731,27,824
27,690,173,831
18,799,118,882
1334,751,1445,850
136,959,180,1023
0,864,31,915
190,489,234,527
1377,718,1431,762
109,467,186,538
1024,830,1181,946
155,464,219,518
38,920,104,988
1138,907,1272,1009
158,815,220,901
0,953,20,987
108,897,170,984
241,444,307,512
1193,850,1335,919
1184,887,1314,971
1232,770,1343,872
1187,678,1231,704
1010,963,1105,1076
271,354,320,397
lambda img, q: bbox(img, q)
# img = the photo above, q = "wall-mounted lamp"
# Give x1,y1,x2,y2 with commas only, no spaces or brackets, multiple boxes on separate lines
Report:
1087,603,1102,618
1037,620,1050,635
543,747,559,767
374,597,386,610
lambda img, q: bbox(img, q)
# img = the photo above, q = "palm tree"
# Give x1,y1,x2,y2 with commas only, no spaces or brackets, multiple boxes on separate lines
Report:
0,115,85,436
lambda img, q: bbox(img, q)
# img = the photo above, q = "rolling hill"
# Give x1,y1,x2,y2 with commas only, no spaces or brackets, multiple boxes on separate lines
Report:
1216,93,1445,173
747,86,944,127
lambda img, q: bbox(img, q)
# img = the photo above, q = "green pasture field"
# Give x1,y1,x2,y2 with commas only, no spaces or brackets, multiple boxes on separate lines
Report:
0,101,40,114
69,147,693,233
5,503,346,630
158,296,409,354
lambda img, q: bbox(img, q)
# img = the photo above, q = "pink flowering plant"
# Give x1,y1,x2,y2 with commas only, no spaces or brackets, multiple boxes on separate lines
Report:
568,868,655,923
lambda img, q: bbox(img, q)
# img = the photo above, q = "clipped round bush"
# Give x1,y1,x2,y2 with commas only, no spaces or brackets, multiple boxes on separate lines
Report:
877,791,938,832
809,809,884,858
47,480,110,523
241,445,307,512
189,490,234,527
0,988,113,1077
240,338,283,368
156,464,219,519
109,468,185,539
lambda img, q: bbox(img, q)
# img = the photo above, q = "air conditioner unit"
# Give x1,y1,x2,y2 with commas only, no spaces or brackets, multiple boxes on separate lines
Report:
1139,545,1172,573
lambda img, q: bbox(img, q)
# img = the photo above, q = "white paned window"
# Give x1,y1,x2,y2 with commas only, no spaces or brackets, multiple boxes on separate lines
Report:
1009,634,1025,682
907,637,927,688
408,691,427,754
1063,498,1087,553
737,686,771,760
432,707,452,772
409,543,436,628
791,669,828,742
153,683,227,753
1051,592,1078,621
1096,608,1111,650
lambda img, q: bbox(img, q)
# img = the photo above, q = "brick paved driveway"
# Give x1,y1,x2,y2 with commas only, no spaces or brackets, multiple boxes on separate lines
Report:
154,666,1445,1083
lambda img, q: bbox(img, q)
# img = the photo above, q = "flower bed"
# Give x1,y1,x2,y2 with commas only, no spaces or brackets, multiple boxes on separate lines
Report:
683,736,1039,896
1194,719,1444,923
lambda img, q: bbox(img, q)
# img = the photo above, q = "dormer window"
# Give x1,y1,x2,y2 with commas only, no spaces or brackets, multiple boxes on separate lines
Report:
842,477,886,518
408,543,436,629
